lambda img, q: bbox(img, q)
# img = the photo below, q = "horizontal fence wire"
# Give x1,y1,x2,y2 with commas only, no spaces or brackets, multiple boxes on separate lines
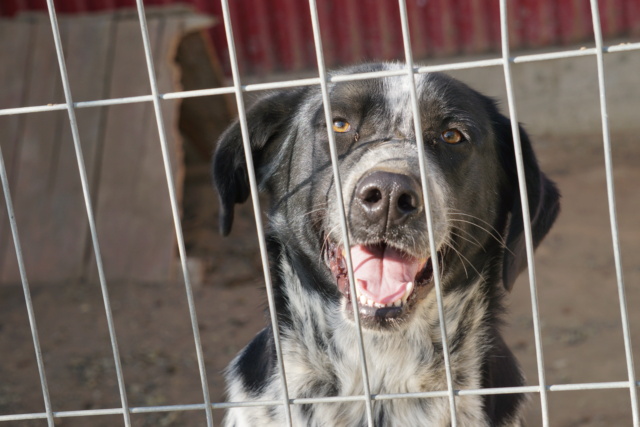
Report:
0,42,639,118
2,380,640,423
1,0,639,424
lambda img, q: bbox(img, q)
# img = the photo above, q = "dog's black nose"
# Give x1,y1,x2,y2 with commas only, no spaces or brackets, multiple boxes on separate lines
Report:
355,170,422,225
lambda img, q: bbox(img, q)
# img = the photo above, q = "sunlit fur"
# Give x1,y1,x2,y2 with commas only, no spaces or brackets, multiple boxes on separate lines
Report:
225,259,497,426
213,63,560,427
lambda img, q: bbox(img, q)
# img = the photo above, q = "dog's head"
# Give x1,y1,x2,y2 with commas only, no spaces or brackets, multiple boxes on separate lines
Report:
213,64,559,330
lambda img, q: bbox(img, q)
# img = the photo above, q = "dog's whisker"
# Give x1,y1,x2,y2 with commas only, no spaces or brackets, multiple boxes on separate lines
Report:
447,210,509,242
447,218,513,255
447,209,502,230
446,216,505,245
300,205,329,219
447,240,482,280
320,223,344,256
449,227,485,252
447,221,485,247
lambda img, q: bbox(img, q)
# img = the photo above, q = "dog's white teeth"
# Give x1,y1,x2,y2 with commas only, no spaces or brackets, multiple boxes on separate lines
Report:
406,281,414,294
401,282,413,304
354,291,404,308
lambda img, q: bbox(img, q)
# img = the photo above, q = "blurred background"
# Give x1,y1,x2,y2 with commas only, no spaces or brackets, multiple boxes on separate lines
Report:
1,1,639,426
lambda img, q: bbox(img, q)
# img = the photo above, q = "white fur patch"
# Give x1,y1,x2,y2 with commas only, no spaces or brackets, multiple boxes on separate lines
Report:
223,259,523,427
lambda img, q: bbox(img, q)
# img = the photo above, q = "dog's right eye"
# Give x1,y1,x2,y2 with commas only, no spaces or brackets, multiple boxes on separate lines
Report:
332,119,351,133
440,129,464,144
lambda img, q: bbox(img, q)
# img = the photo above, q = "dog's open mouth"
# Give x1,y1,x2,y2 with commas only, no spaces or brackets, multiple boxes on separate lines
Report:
327,241,435,324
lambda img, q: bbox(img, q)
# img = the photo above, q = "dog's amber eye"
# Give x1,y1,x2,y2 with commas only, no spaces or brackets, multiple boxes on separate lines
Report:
441,129,464,144
332,119,351,133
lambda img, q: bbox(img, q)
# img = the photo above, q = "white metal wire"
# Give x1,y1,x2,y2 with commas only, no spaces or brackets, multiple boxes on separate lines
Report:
0,119,55,427
3,379,640,423
1,42,639,119
307,1,376,425
397,0,458,425
498,1,550,425
219,1,294,425
133,1,215,425
589,1,640,425
43,1,133,425
1,0,639,425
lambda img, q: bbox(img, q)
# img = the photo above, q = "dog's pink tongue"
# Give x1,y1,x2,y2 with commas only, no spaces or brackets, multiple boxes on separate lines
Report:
351,244,421,304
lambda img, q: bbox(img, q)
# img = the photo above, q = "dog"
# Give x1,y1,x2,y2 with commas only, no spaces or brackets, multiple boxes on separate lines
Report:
213,63,560,427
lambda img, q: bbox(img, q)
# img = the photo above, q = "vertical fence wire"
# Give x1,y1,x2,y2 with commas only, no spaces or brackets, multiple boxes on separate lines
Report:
132,1,215,425
498,1,550,425
307,1,376,425
588,1,640,425
43,2,132,425
0,1,638,425
218,1,294,425
397,1,459,425
0,152,55,427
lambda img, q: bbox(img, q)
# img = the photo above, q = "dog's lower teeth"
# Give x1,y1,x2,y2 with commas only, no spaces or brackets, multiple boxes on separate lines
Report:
354,292,406,309
351,279,418,309
355,296,405,308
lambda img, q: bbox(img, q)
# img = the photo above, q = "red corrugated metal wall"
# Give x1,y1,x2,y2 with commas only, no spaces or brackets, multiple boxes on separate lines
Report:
1,0,639,76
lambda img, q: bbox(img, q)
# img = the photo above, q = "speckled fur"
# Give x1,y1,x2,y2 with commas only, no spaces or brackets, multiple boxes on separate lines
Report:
213,63,559,427
224,259,499,427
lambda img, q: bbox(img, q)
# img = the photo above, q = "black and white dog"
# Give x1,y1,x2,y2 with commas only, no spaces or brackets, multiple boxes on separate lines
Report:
213,63,560,426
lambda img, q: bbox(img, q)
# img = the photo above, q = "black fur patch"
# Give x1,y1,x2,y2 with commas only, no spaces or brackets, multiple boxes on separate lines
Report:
482,334,527,424
236,327,276,396
214,63,560,426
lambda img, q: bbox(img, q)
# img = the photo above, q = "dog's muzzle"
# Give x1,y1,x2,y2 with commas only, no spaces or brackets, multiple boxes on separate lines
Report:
354,170,423,228
326,168,439,328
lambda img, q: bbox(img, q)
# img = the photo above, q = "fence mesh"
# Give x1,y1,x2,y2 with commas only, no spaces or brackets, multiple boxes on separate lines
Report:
0,0,639,426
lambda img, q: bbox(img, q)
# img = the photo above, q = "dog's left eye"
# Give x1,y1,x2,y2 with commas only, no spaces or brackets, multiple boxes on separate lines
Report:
440,129,464,144
332,119,351,133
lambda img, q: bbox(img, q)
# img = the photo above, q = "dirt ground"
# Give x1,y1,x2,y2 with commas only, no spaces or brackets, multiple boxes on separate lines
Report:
0,133,638,427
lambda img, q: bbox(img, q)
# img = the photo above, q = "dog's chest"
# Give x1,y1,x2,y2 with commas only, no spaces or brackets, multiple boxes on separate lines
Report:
279,324,488,426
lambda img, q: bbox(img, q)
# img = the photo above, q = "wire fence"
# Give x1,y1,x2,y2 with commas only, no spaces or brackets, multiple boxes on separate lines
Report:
0,0,639,426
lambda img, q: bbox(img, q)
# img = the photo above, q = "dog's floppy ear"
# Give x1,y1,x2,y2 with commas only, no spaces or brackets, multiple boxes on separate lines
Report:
496,115,560,291
213,89,306,236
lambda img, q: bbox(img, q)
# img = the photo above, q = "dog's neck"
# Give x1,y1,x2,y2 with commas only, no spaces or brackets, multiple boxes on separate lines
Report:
272,254,498,425
276,253,495,420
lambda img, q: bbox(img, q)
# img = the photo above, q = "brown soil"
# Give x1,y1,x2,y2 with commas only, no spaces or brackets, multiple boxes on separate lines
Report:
1,135,638,426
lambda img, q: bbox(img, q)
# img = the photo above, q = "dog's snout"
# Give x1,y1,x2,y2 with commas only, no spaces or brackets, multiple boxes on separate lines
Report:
355,171,422,225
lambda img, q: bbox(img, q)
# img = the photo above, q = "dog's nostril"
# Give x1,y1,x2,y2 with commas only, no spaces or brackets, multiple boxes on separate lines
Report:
355,170,422,225
364,188,382,204
397,193,417,212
